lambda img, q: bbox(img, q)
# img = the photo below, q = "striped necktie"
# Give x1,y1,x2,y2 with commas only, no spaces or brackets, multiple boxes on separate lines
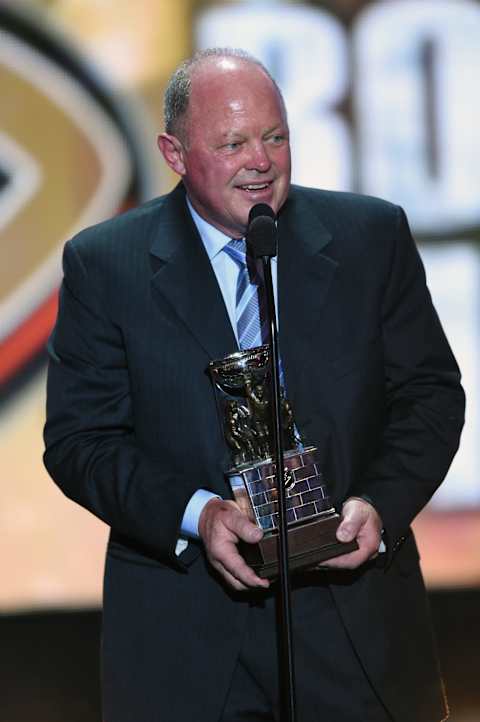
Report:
224,239,301,448
223,238,268,350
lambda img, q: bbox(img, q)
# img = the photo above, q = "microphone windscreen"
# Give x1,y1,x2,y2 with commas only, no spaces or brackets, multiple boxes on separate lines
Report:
247,204,277,258
248,203,275,225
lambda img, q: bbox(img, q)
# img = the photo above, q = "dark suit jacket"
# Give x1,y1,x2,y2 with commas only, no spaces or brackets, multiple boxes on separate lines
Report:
44,183,465,722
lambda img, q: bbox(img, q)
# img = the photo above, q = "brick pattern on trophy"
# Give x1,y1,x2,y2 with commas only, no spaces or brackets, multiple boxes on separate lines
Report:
228,447,334,533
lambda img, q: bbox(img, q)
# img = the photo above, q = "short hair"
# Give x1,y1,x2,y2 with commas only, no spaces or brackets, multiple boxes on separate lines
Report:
163,47,285,143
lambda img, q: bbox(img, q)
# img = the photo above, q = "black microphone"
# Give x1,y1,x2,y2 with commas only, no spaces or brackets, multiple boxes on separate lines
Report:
247,203,277,258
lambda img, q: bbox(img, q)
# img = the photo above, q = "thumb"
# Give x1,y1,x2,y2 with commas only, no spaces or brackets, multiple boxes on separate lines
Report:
336,506,362,542
235,515,263,544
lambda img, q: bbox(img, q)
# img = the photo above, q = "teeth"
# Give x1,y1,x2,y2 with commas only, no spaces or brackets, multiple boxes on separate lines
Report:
241,183,269,190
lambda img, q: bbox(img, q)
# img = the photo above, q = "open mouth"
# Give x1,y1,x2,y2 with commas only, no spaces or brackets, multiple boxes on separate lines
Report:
237,181,272,193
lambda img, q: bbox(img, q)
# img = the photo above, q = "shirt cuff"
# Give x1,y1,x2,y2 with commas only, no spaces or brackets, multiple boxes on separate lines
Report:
180,488,222,538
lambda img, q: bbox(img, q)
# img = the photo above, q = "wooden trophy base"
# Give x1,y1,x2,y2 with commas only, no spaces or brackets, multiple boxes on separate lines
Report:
240,513,358,580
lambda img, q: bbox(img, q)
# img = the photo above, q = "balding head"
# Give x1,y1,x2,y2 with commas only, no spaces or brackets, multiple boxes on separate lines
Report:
164,48,286,145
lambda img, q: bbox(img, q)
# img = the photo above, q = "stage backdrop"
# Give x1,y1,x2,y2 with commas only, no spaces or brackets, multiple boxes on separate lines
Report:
1,0,479,611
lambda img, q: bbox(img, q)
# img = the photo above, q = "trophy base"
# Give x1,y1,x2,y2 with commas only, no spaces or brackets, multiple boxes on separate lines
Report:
240,512,358,580
227,445,358,580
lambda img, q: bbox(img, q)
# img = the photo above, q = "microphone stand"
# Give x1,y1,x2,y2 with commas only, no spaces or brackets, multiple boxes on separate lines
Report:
261,255,297,722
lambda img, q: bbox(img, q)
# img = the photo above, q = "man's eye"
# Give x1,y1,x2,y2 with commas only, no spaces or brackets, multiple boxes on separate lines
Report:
270,135,285,144
225,141,242,150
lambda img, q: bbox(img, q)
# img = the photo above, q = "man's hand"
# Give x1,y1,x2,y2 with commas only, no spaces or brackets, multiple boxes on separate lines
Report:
321,497,383,570
198,498,270,591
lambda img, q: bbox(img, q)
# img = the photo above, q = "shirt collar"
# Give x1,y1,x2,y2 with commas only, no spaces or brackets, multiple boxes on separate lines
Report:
186,196,232,261
185,195,277,265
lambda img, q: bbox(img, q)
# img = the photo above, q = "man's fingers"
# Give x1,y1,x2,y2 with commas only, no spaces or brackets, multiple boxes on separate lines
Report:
320,497,384,570
211,560,249,592
216,550,269,589
336,498,382,543
208,541,269,589
230,511,264,544
336,500,367,542
199,498,269,590
336,522,358,543
199,498,262,544
208,529,269,587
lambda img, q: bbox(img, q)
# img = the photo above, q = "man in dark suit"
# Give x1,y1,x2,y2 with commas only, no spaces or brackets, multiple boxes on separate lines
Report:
44,48,465,721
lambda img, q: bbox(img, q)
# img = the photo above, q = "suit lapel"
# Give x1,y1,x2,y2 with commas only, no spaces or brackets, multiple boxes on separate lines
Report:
275,187,340,461
277,188,338,378
149,184,237,360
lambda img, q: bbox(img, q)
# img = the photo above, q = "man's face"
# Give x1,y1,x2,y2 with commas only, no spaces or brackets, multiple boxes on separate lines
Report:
160,59,291,238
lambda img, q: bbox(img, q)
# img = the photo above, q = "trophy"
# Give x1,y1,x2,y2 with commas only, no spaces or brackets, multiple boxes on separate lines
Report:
209,345,358,580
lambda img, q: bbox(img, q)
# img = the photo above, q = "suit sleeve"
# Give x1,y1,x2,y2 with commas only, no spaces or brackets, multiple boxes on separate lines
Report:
352,206,465,558
43,240,202,566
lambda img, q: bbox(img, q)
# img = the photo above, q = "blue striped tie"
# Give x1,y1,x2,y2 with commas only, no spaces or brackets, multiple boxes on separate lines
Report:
224,239,301,449
224,239,268,350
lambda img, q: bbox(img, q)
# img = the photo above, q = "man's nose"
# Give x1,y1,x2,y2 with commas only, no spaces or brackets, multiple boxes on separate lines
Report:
246,142,271,172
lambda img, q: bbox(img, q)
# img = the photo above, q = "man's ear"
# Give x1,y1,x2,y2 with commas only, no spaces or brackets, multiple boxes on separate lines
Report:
157,133,186,175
